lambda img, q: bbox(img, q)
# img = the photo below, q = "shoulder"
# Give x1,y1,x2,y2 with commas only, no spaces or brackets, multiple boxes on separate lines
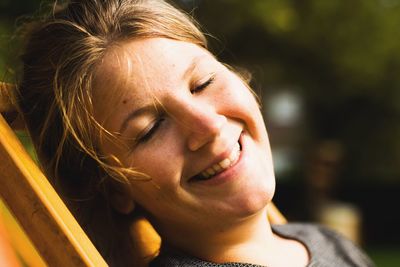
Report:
150,223,375,267
272,223,375,267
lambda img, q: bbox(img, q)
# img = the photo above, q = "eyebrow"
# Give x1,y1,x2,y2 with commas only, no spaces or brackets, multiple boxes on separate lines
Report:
182,57,198,81
182,54,209,81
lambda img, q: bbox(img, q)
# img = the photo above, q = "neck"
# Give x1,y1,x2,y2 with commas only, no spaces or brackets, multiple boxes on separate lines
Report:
164,207,278,265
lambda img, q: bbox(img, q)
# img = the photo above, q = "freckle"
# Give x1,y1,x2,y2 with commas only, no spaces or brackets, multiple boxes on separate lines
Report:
122,99,128,104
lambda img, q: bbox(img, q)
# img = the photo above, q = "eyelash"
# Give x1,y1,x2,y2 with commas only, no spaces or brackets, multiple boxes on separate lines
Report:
191,75,215,94
137,117,165,144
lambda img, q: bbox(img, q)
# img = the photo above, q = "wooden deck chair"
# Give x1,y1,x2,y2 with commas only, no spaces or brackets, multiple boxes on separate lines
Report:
0,82,286,267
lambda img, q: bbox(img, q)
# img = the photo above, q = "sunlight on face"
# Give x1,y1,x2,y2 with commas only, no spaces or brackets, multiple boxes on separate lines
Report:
93,37,275,239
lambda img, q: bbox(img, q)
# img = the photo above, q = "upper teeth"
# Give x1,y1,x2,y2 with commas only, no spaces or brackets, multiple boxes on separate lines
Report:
200,142,241,179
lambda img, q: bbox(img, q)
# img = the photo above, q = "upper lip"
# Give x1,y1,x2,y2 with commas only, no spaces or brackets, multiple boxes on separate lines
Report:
188,134,242,181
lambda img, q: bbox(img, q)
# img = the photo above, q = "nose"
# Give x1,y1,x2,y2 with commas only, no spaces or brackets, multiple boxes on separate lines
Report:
178,103,227,151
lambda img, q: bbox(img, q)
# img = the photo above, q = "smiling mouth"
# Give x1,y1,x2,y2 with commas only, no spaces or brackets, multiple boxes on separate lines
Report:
191,141,242,181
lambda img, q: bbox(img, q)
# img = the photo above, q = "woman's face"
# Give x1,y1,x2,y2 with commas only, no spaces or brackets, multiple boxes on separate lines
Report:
93,38,275,236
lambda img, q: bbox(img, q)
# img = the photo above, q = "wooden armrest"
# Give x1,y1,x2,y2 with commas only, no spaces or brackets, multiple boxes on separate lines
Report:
267,202,287,225
0,114,107,267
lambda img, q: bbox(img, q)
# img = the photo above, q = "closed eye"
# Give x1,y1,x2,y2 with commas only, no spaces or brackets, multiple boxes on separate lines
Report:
191,74,215,94
137,117,165,144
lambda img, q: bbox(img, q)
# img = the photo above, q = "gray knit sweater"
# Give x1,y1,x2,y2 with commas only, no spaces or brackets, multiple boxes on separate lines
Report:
150,223,375,267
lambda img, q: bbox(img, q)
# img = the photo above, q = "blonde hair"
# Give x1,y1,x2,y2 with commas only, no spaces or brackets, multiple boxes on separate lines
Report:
16,0,206,265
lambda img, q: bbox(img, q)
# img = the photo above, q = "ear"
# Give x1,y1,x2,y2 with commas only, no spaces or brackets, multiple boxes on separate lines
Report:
109,180,135,214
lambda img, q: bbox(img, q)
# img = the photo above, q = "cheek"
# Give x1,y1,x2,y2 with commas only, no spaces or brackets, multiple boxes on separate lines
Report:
126,149,183,213
128,152,175,185
126,137,184,188
220,77,266,135
220,73,260,113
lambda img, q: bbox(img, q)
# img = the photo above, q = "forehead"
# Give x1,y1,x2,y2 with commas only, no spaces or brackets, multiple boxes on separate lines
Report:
94,38,210,96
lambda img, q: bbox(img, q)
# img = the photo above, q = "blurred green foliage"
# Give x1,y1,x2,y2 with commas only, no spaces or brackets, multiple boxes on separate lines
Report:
367,247,400,267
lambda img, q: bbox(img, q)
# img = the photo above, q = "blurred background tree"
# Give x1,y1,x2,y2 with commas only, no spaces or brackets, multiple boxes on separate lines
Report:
1,0,399,265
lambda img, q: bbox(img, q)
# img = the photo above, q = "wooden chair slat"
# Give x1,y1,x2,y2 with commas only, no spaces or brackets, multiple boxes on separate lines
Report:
0,199,47,267
0,114,107,267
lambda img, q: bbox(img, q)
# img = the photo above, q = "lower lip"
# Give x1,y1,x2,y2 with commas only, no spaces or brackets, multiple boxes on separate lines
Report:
192,133,246,186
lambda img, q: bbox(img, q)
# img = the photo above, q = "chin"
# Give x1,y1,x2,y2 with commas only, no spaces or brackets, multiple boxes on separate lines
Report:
232,178,276,218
